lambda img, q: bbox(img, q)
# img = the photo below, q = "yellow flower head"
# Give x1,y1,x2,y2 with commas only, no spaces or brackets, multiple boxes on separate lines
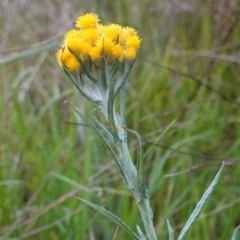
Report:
125,47,136,61
81,28,100,45
97,24,106,33
124,26,137,36
66,57,81,71
56,13,141,68
125,35,141,50
96,37,113,54
89,47,101,61
118,27,140,46
61,47,80,71
110,44,124,60
64,29,82,53
75,13,99,29
105,24,122,43
78,40,92,57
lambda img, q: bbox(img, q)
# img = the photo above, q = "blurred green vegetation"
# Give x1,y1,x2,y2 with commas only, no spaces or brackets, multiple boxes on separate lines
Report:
1,0,240,239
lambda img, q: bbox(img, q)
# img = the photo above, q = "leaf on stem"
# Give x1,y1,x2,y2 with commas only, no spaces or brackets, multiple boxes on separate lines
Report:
124,127,148,200
167,219,175,240
107,80,119,140
177,163,225,240
63,67,99,103
136,225,147,240
67,102,129,186
231,225,240,240
77,197,142,240
114,61,133,98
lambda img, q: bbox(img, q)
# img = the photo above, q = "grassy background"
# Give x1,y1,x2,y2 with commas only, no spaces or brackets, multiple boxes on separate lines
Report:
1,0,240,239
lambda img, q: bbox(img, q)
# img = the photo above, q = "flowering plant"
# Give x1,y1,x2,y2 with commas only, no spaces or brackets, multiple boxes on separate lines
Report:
56,13,156,239
55,13,236,240
56,13,140,115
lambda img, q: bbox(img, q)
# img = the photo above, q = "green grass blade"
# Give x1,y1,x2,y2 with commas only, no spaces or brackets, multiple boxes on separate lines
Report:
50,172,94,194
0,180,25,186
167,219,175,240
0,39,59,65
177,164,224,240
231,225,240,240
76,197,142,240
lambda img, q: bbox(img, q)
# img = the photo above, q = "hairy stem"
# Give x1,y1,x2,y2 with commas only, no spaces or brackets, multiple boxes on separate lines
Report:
116,138,157,240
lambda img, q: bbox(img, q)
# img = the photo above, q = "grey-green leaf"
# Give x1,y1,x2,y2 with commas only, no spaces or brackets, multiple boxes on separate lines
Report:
125,127,148,200
177,164,224,240
69,104,129,186
77,197,141,240
136,225,147,240
167,219,175,240
231,225,240,240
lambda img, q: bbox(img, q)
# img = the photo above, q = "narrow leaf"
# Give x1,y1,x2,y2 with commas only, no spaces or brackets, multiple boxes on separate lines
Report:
68,103,129,186
231,225,240,240
69,48,97,83
77,70,101,101
114,61,133,97
136,225,147,240
63,67,99,103
119,82,127,125
124,127,148,199
177,164,224,240
94,117,113,141
107,79,118,140
167,219,175,240
77,197,141,240
101,54,109,89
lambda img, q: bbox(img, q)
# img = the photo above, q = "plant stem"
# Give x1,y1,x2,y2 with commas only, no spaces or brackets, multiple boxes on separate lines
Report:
104,62,157,239
116,140,157,240
138,198,157,240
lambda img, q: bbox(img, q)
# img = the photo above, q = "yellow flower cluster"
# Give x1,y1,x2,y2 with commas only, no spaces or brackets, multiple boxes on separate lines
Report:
56,13,141,71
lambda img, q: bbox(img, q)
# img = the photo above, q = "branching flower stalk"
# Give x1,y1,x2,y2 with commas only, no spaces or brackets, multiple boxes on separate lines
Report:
56,13,157,239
